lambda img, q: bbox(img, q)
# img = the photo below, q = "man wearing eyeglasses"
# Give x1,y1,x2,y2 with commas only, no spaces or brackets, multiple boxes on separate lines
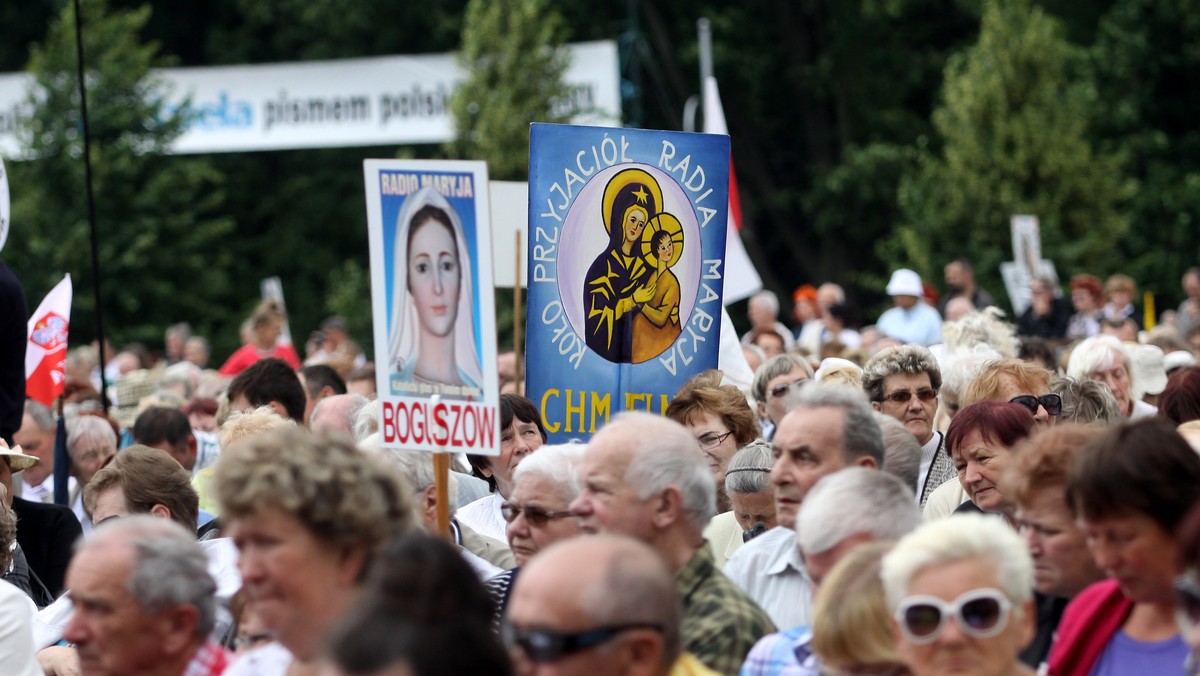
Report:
863,345,952,506
506,535,714,676
570,412,775,675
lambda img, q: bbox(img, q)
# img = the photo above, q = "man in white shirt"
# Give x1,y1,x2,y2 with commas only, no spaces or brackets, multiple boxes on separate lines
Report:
724,385,884,629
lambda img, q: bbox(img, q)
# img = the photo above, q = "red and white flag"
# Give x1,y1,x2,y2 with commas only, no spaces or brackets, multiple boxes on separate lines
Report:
26,274,71,407
703,75,763,305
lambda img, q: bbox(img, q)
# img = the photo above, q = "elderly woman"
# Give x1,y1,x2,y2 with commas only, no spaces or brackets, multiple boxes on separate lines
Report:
215,428,412,675
883,513,1036,676
751,354,814,439
1046,419,1200,675
703,440,775,569
945,401,1036,521
66,414,118,535
666,369,761,513
485,443,586,625
1066,335,1155,419
1005,424,1106,667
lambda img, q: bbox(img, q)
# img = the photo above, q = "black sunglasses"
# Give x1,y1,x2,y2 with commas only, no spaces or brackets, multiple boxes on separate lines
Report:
502,623,662,663
500,503,574,527
1008,393,1062,417
769,379,808,398
879,388,938,404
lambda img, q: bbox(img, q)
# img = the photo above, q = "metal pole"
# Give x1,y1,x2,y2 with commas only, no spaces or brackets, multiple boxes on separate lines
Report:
72,0,108,411
698,18,713,83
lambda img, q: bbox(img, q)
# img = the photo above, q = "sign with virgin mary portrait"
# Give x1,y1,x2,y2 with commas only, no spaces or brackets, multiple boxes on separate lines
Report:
364,159,500,454
526,123,729,442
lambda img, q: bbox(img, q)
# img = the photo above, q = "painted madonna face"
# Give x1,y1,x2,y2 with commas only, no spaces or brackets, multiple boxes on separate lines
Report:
408,217,461,339
623,206,648,247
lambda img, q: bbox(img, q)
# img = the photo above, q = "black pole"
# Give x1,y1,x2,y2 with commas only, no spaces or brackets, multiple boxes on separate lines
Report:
71,0,108,411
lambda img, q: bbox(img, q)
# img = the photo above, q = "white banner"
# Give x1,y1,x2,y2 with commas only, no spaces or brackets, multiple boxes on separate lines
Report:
0,40,620,157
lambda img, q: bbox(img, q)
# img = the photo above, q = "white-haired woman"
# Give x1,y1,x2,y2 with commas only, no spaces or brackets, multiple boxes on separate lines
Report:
485,443,587,626
388,186,483,392
882,513,1036,676
1066,335,1154,419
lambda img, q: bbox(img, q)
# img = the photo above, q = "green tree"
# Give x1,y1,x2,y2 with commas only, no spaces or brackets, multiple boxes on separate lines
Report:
1085,0,1200,308
886,0,1132,308
448,0,571,180
9,0,235,348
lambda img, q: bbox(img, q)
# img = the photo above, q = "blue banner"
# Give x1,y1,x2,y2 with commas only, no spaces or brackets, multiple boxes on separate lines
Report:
526,123,729,442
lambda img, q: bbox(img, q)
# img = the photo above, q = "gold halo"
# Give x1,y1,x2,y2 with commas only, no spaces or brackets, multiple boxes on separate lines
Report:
641,212,684,269
600,167,663,235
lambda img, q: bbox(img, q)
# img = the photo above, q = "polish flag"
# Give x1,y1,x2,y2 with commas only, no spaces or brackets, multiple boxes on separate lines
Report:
26,274,71,407
703,75,763,304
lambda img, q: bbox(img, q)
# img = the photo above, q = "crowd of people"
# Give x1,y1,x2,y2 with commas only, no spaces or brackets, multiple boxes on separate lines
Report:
2,260,1200,675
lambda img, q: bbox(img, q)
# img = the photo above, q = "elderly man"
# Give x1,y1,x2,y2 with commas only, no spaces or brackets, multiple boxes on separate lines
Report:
33,445,241,658
742,291,796,353
724,385,884,630
66,415,118,535
507,535,704,676
876,269,942,346
310,393,369,435
63,516,229,675
863,345,952,505
741,468,921,674
751,355,814,440
14,400,65,502
570,412,774,674
383,442,515,577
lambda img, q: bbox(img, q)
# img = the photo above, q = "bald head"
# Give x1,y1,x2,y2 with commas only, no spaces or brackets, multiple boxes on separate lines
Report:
311,394,370,434
570,412,716,545
509,535,680,675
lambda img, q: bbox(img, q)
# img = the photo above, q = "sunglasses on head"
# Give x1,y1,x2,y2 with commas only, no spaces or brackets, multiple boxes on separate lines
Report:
879,388,938,404
500,503,574,527
895,588,1012,644
1008,393,1062,417
502,623,662,663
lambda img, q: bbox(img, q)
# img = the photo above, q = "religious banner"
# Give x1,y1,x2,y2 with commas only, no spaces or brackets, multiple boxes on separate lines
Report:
364,160,500,454
526,123,729,442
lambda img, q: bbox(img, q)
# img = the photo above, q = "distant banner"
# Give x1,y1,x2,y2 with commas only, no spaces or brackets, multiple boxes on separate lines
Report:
365,159,499,454
0,41,619,157
526,123,729,442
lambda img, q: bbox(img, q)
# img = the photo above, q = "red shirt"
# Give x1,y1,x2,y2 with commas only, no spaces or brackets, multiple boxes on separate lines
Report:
217,343,300,376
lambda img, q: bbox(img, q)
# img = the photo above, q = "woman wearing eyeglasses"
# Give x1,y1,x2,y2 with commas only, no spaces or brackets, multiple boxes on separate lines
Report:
666,370,762,513
1044,419,1200,676
486,443,587,629
946,401,1036,522
882,513,1036,676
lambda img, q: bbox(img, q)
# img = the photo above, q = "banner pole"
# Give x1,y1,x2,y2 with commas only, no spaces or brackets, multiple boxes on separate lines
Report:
72,0,109,411
433,451,451,541
513,229,523,390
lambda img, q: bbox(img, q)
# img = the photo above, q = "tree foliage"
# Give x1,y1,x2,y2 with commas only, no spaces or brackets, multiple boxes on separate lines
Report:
9,0,235,348
448,0,571,180
886,0,1132,307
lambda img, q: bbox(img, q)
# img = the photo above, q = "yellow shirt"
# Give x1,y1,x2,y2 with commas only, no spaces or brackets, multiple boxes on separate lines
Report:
670,652,722,676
